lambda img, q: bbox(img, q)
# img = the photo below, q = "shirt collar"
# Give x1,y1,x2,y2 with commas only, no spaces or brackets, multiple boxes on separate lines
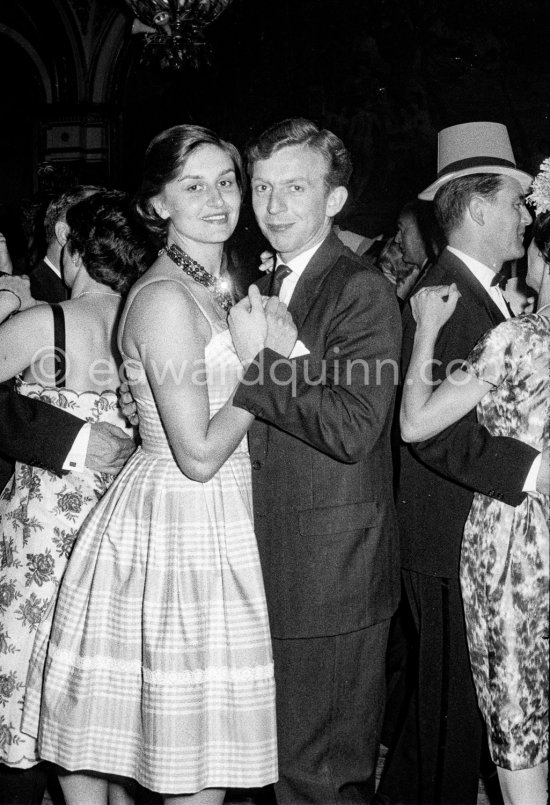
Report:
275,239,325,278
43,255,61,279
446,246,499,292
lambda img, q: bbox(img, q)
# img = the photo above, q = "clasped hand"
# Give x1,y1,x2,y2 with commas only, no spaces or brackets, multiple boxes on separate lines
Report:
228,284,297,366
410,283,461,334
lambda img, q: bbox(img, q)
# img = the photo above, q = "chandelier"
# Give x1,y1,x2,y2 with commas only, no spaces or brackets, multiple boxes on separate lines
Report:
123,0,235,70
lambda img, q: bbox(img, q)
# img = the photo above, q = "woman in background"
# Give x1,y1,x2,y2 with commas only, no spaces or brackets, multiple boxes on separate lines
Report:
0,190,147,804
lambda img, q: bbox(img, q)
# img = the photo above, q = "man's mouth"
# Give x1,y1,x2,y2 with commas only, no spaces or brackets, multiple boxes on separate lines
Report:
203,213,229,223
267,223,294,233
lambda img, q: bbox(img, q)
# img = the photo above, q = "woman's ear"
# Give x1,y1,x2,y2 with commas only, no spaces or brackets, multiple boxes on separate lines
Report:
151,196,170,220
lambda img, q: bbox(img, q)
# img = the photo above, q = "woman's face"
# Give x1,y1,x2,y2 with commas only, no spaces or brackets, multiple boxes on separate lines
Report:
526,239,546,291
154,143,241,245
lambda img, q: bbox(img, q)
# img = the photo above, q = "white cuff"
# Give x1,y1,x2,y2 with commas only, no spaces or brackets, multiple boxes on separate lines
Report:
523,454,542,492
62,422,91,473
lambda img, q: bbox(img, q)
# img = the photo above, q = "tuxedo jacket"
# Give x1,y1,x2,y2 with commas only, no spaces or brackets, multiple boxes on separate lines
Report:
233,232,402,639
397,247,538,578
0,261,77,489
29,259,68,303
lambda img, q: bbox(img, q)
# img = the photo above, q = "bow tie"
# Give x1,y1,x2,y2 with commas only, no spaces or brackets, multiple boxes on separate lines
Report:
490,270,508,289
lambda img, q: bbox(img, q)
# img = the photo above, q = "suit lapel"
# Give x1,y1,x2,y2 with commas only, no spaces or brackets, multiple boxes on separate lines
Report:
434,249,506,327
288,231,347,330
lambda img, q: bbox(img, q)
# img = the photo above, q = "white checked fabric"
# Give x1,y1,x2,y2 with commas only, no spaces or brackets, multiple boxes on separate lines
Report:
24,277,277,794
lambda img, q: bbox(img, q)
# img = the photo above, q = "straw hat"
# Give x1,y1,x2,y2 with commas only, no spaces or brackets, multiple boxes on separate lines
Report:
418,122,532,201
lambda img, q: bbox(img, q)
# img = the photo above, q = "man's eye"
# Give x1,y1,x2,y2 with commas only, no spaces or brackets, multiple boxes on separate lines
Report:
290,185,304,192
253,185,267,193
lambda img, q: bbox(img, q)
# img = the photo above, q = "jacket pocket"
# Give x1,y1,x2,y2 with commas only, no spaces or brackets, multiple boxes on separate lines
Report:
298,501,378,535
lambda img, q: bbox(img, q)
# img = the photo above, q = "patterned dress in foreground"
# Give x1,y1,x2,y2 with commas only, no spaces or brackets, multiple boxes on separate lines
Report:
30,278,277,794
0,382,125,767
461,313,549,770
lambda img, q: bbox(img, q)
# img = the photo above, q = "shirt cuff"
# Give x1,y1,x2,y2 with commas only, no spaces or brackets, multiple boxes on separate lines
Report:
523,453,541,492
62,422,91,473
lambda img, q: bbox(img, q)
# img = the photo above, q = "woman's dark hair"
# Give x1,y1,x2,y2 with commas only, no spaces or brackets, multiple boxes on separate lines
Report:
134,124,244,246
531,210,550,266
65,190,152,294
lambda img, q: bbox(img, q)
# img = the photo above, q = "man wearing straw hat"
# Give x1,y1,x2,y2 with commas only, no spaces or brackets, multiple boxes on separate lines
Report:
376,122,546,805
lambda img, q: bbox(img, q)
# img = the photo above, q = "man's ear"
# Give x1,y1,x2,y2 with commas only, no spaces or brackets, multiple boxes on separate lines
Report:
54,221,70,246
468,195,486,227
326,186,348,219
151,196,170,220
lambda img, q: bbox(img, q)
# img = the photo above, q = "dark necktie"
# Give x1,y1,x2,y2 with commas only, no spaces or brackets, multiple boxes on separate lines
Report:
490,270,507,289
270,264,292,297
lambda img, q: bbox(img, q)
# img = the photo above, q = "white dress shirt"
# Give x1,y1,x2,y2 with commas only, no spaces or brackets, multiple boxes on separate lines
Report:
274,241,324,306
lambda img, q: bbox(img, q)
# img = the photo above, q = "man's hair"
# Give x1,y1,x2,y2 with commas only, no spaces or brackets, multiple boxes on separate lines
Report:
246,117,352,190
433,174,503,237
43,185,102,243
134,124,244,246
532,210,550,268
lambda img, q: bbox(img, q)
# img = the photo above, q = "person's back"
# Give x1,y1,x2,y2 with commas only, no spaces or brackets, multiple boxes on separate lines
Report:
0,190,148,791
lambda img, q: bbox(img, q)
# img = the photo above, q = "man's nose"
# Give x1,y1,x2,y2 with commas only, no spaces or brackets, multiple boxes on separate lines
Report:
267,190,286,215
521,204,533,225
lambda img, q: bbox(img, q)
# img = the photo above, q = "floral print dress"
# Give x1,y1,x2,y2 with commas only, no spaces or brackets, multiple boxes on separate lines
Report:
0,379,129,767
460,313,549,771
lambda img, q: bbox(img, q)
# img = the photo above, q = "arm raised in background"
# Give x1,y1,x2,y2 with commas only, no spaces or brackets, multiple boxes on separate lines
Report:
400,283,490,442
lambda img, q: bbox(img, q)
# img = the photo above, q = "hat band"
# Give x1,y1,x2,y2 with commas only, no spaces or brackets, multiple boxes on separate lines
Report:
438,155,517,179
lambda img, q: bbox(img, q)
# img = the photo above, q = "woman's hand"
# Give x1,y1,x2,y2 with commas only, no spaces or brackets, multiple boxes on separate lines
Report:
264,297,298,358
119,381,139,426
228,284,268,367
411,283,461,334
258,250,275,273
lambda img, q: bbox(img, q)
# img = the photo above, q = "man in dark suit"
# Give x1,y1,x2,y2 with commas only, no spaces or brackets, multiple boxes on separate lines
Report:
376,122,544,805
29,185,101,302
229,118,402,804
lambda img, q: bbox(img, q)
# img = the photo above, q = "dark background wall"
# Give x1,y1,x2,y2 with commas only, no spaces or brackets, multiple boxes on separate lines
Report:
1,0,549,265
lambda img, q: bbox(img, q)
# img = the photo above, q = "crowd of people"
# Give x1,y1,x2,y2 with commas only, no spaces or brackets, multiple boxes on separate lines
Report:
0,117,547,805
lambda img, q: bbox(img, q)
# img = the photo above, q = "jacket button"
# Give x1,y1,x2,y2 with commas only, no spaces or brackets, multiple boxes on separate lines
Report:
252,460,262,471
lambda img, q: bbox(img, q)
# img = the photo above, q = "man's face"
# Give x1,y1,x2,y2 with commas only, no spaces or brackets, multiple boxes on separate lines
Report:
251,145,343,262
482,176,532,265
395,213,427,267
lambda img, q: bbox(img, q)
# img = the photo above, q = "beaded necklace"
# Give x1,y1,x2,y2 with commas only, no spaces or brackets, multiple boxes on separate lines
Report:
162,242,233,313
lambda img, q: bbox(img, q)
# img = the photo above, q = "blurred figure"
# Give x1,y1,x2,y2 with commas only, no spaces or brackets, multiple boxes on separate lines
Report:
0,233,14,274
391,200,444,304
29,185,100,302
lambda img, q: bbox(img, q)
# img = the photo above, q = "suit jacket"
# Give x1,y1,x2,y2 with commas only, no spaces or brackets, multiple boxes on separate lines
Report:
233,232,402,639
397,247,539,578
0,260,76,489
29,259,68,303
